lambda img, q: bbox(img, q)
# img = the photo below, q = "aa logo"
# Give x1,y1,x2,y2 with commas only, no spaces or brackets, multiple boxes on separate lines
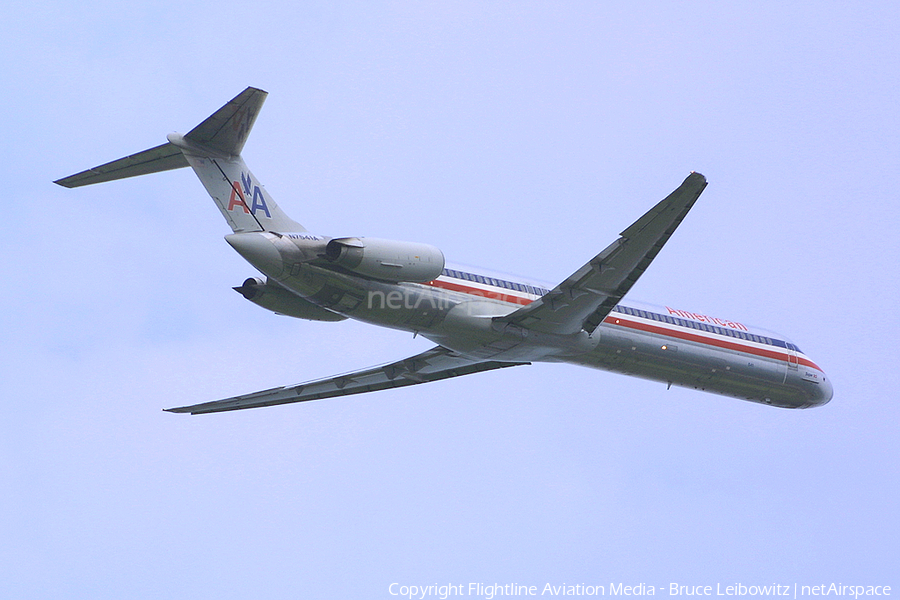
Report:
227,172,271,218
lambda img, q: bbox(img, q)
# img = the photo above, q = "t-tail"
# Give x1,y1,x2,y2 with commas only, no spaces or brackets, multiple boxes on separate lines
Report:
55,87,305,234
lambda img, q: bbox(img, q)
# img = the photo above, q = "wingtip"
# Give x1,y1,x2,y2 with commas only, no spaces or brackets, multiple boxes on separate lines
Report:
53,177,77,189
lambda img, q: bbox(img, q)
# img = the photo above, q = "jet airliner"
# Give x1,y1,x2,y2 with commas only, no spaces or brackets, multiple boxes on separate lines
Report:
55,87,833,414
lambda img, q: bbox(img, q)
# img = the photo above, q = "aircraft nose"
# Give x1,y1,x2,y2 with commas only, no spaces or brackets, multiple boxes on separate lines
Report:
802,370,833,407
225,232,285,278
815,374,834,406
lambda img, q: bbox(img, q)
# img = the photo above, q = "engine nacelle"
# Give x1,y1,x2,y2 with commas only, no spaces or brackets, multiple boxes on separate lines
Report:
323,237,445,283
234,278,347,322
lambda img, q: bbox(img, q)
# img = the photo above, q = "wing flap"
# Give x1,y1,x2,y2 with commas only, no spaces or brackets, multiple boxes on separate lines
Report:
166,346,528,414
498,172,707,335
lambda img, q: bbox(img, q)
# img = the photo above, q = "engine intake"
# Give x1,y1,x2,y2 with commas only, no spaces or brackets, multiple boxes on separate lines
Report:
324,237,445,283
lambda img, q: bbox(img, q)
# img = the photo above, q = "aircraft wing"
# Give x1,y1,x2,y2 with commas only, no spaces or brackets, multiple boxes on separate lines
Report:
496,172,707,336
165,346,528,414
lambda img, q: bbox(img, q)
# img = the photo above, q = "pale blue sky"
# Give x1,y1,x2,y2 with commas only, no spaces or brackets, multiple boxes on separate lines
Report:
2,2,898,598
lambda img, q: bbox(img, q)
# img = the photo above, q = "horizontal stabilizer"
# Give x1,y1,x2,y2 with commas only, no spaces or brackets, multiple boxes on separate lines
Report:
166,346,527,414
54,87,267,189
54,142,188,188
54,87,304,233
183,87,267,156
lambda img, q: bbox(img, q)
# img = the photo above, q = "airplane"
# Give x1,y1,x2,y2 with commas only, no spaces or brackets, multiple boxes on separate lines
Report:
55,87,833,414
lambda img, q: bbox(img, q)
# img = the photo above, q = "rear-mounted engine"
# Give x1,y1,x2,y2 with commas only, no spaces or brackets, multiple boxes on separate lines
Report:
323,237,445,283
234,277,346,322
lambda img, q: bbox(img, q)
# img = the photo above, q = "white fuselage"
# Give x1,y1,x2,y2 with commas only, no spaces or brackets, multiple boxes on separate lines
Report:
57,87,832,414
259,251,832,409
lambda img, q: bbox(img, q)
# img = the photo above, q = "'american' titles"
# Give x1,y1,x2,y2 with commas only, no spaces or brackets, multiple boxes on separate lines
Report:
666,307,749,331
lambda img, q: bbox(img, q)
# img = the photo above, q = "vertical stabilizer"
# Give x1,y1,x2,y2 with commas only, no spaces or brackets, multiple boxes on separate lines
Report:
176,151,305,233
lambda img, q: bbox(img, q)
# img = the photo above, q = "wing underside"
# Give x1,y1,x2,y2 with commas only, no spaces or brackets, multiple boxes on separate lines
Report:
166,346,528,414
496,172,707,336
